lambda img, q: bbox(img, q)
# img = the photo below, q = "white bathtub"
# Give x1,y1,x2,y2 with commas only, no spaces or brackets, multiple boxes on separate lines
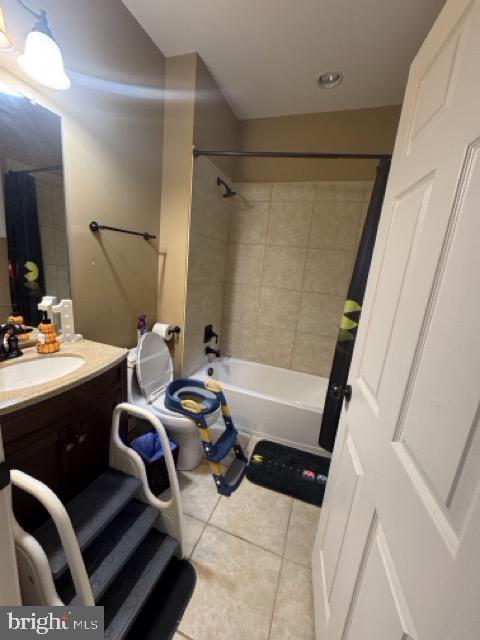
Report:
191,358,329,455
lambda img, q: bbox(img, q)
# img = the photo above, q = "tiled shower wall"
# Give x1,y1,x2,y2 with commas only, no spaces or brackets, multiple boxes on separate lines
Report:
184,162,373,378
183,158,233,375
221,180,373,377
36,173,71,303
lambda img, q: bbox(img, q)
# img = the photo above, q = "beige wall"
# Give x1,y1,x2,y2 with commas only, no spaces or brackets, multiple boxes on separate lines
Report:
157,54,197,373
222,179,373,376
193,57,240,177
234,105,401,183
1,0,166,347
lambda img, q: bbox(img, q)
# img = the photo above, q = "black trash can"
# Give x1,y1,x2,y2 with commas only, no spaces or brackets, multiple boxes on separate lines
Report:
129,430,179,496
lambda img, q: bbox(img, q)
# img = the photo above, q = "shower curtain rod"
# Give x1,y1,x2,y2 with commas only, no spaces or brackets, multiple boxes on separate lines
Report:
12,165,63,174
193,149,391,160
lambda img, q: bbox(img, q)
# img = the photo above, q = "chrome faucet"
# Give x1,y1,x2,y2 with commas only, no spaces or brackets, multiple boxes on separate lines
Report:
205,346,221,358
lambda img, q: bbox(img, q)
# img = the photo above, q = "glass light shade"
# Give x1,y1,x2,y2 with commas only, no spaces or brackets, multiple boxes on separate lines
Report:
0,7,14,50
18,29,70,90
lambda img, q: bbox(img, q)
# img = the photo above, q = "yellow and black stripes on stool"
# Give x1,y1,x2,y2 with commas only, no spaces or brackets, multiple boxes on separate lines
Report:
165,377,248,496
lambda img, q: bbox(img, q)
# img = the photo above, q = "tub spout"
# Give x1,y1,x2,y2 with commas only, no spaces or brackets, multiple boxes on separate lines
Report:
206,346,221,358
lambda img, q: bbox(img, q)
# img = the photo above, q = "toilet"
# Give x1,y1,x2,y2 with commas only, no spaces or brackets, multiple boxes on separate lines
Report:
127,331,219,471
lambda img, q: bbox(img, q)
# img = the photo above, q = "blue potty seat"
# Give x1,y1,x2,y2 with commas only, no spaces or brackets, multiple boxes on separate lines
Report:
165,377,248,497
165,378,220,421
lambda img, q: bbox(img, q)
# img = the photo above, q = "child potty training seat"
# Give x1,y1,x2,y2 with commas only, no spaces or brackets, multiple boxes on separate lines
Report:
165,378,248,496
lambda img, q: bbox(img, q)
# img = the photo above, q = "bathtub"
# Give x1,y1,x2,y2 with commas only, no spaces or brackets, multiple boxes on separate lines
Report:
191,358,329,455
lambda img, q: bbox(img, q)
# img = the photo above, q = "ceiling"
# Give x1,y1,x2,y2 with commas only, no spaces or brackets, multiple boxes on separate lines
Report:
122,0,445,120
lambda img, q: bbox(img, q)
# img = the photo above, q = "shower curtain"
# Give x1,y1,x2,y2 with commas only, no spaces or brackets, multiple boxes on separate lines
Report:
4,171,45,325
319,159,391,452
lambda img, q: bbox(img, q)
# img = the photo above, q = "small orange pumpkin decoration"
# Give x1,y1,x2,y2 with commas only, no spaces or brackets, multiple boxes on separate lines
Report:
37,315,60,354
8,313,31,341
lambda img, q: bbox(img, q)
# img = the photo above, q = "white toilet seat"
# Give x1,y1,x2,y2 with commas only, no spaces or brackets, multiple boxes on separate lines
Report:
136,332,173,402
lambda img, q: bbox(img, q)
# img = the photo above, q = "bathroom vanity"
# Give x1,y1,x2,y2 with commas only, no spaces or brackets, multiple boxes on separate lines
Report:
0,341,127,531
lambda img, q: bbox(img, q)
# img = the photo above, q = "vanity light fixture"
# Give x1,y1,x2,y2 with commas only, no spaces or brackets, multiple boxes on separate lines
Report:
0,5,14,50
16,0,70,90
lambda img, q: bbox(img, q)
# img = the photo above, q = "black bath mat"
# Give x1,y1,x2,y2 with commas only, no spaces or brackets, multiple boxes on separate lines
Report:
246,440,331,506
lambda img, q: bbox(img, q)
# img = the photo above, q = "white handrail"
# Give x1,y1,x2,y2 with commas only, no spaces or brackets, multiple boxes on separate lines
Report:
110,402,182,508
10,470,94,606
109,402,185,554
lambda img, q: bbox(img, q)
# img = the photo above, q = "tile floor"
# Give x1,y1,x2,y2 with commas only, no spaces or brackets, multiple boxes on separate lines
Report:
171,437,321,640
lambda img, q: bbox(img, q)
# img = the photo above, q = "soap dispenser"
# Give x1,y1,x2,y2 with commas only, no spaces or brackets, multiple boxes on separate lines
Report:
37,311,61,354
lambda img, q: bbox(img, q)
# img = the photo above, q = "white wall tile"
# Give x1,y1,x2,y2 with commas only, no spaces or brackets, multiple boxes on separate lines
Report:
315,180,369,202
267,201,312,248
258,287,301,330
52,189,66,231
297,292,344,337
291,332,336,377
272,181,316,202
217,180,364,372
225,243,265,286
303,249,354,296
184,280,224,375
188,233,228,285
235,182,273,202
54,229,69,266
222,320,256,360
229,201,269,245
56,266,71,300
185,158,234,373
254,328,295,369
310,202,363,250
40,227,56,265
223,283,261,326
262,246,306,290
44,264,57,298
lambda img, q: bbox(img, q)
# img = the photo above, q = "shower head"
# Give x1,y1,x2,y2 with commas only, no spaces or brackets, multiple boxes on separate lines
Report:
217,177,237,198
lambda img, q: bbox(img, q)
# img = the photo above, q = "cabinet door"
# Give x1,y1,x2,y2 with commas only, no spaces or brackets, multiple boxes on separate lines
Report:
8,431,64,531
66,391,120,498
3,361,127,529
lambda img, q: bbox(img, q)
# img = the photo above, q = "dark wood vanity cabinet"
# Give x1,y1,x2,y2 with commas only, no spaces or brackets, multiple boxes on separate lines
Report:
1,359,127,532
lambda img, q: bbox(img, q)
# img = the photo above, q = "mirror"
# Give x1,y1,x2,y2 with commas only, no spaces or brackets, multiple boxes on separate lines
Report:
0,84,70,327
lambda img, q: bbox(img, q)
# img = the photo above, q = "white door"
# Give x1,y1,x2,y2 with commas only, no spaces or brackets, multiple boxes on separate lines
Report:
312,1,480,638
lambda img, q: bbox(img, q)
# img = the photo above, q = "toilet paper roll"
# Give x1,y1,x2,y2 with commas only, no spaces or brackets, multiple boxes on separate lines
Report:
152,322,175,340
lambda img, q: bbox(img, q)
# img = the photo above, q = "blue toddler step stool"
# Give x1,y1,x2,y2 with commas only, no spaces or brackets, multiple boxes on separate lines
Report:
165,378,248,496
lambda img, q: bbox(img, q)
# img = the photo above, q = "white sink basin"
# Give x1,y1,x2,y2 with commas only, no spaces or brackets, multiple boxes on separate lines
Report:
0,356,85,392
